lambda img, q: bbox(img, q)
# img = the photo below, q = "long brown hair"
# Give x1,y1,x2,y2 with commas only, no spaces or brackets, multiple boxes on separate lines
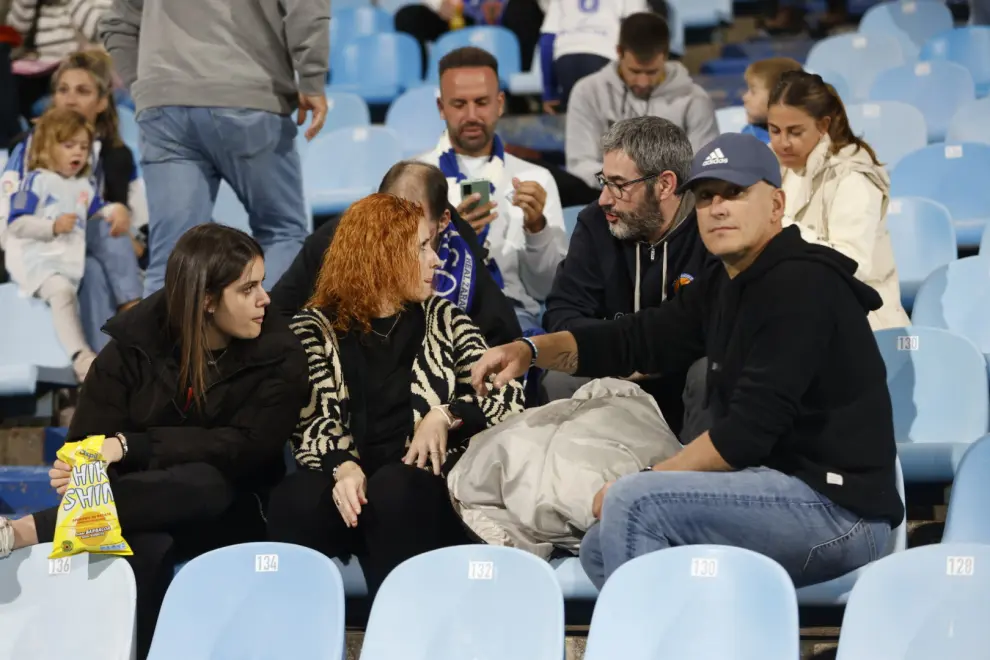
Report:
52,50,123,147
27,107,95,175
164,225,264,409
769,70,881,166
307,193,424,334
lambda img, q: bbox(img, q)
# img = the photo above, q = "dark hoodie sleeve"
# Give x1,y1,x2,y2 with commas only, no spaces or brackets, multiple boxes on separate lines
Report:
570,272,707,378
72,335,310,479
269,217,339,319
543,210,609,332
450,207,522,346
99,143,136,206
707,270,835,469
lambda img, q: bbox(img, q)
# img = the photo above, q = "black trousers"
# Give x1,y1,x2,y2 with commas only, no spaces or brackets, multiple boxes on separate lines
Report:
554,53,610,110
266,462,476,596
35,463,267,660
395,0,544,78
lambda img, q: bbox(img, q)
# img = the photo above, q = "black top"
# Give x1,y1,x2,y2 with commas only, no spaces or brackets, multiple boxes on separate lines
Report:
269,205,522,348
543,200,715,430
354,306,427,474
571,226,904,526
67,292,309,492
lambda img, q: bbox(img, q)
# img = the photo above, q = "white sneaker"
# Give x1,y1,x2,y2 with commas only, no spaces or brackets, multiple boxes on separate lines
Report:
0,517,13,559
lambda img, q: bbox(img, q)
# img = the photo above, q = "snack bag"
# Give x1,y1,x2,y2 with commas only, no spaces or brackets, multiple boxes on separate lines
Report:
49,435,133,559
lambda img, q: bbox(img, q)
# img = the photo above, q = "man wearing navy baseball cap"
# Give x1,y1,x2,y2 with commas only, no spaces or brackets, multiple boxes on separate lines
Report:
470,132,903,590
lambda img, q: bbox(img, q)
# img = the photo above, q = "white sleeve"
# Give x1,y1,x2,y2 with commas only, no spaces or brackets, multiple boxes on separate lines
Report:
519,172,568,302
793,173,883,280
622,0,649,17
126,178,149,232
542,0,562,33
7,173,56,242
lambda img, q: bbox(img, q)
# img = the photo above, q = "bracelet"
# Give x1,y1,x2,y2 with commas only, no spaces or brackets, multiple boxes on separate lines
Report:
114,433,128,458
519,336,539,367
433,404,463,430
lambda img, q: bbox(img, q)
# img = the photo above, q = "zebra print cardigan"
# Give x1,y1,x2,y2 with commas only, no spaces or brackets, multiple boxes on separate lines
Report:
290,295,525,473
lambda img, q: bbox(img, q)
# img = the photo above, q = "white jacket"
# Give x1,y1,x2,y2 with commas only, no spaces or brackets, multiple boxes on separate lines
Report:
781,136,910,331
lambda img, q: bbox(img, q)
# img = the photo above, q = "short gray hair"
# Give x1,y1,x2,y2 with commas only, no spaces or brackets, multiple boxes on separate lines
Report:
600,117,693,189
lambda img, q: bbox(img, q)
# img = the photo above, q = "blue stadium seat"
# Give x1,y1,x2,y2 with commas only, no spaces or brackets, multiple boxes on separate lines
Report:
806,32,905,102
329,33,422,104
0,544,136,660
947,97,990,146
551,459,906,608
385,86,445,157
583,546,799,660
0,284,75,398
0,466,59,516
875,326,989,482
377,0,416,13
147,542,345,660
912,256,990,362
921,26,990,97
982,222,990,256
870,61,976,143
331,0,371,9
563,205,583,238
943,435,990,544
836,543,990,660
360,545,565,660
324,91,372,131
845,101,927,169
721,37,814,63
426,27,522,88
303,126,403,216
117,106,139,153
891,142,990,247
509,48,543,96
807,67,854,101
715,105,748,134
859,0,954,61
676,0,732,29
885,197,957,309
329,6,394,70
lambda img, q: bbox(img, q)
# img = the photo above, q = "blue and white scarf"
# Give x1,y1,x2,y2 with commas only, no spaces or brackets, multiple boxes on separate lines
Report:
436,131,505,289
433,222,479,312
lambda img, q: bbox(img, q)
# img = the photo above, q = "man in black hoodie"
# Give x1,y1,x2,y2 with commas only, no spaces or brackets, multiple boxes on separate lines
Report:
471,133,903,589
269,161,522,348
543,116,712,438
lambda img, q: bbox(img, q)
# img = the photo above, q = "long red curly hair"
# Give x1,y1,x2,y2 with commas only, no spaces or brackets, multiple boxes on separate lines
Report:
307,193,424,333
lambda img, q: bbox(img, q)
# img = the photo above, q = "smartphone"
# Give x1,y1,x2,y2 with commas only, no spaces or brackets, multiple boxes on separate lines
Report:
460,178,491,213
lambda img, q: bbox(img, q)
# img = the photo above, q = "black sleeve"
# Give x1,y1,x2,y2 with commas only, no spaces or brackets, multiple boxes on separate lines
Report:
100,143,136,206
542,212,608,332
570,271,708,379
450,206,522,346
269,217,339,319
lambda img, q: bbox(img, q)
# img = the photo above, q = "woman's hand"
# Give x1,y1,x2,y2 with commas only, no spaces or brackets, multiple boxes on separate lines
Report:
471,341,532,395
592,480,615,520
105,204,131,237
403,409,450,475
333,461,367,528
50,436,124,495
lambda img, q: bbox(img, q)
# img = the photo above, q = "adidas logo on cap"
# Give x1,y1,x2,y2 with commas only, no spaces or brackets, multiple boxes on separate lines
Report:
702,148,728,166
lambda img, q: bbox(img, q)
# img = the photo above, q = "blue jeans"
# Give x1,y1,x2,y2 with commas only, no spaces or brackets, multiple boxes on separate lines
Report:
137,106,309,296
78,217,144,351
515,305,544,335
580,467,892,590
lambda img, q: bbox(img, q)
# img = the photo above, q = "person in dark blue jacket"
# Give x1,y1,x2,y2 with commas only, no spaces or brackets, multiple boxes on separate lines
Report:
542,116,714,438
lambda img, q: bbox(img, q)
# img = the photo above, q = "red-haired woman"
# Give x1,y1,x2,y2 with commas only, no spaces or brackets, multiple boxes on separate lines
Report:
267,193,525,594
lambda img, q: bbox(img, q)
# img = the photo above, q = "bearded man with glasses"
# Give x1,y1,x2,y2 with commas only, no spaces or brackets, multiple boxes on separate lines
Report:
542,116,714,441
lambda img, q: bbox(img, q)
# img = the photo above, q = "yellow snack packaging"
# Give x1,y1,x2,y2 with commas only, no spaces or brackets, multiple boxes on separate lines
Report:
49,435,133,559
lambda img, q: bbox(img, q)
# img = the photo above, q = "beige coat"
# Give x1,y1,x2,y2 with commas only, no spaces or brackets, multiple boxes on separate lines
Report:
780,135,910,330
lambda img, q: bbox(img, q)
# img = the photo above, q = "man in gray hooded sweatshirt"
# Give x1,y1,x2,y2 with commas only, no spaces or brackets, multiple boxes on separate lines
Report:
566,11,718,189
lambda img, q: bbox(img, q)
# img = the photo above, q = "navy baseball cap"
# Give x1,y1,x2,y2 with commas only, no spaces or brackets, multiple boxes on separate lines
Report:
679,133,782,193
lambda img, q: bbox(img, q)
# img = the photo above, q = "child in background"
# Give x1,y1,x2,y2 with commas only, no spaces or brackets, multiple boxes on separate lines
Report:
742,57,803,143
1,107,130,382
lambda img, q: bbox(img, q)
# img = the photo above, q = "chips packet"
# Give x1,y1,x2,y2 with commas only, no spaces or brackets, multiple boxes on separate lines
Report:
49,435,133,559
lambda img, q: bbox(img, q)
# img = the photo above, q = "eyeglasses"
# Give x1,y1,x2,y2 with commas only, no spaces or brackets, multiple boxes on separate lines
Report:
595,171,661,200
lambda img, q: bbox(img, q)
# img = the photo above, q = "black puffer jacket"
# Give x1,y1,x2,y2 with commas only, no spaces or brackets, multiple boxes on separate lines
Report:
68,291,308,492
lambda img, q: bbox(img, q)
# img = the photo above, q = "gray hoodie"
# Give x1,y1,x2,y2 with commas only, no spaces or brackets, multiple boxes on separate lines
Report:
100,0,330,115
566,61,719,188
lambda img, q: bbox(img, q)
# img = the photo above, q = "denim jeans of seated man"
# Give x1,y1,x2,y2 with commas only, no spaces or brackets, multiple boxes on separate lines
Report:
78,215,144,351
579,467,892,590
138,106,309,296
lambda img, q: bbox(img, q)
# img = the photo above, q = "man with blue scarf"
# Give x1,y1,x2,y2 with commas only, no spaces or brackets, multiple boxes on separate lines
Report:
270,161,521,349
419,46,568,334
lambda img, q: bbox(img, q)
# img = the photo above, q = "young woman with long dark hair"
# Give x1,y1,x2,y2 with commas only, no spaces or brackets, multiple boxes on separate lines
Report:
0,224,308,658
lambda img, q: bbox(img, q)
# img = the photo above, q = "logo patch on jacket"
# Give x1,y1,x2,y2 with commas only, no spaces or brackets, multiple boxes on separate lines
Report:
673,273,695,293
